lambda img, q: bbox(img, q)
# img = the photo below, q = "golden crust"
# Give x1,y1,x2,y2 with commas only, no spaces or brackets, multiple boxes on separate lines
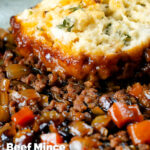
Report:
11,16,144,79
10,0,150,79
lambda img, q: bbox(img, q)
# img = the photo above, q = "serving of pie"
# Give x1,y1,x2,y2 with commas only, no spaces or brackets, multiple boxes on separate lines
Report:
11,0,150,79
0,0,150,149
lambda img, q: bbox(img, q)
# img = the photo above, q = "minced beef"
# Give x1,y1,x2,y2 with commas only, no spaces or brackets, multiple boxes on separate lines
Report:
0,31,150,150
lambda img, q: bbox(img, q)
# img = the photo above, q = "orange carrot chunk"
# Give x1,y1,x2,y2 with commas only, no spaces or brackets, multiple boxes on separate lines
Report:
128,105,143,122
108,102,143,128
41,133,63,145
11,107,34,126
108,102,132,128
127,120,150,145
128,83,143,98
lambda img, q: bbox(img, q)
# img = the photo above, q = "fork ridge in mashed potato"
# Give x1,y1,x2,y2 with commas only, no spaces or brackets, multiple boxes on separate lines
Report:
11,0,150,79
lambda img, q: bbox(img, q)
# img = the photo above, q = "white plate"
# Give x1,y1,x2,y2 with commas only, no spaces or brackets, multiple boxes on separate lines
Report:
0,0,41,29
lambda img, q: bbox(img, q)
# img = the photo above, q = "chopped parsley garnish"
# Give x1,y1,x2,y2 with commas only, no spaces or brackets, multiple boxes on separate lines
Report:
123,34,131,45
29,11,33,15
57,18,74,32
139,3,146,7
69,5,82,12
105,23,112,35
36,27,44,31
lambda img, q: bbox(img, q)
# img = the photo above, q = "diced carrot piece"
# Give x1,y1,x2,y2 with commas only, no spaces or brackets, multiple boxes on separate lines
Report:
11,107,34,126
129,105,143,122
129,83,143,98
49,123,58,133
108,102,132,128
127,120,150,145
108,102,143,128
41,133,63,145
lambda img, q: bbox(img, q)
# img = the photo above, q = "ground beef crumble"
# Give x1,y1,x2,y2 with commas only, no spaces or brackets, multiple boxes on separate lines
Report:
0,31,150,150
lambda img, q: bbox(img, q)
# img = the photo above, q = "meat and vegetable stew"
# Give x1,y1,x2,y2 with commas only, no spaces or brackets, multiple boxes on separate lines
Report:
0,29,150,150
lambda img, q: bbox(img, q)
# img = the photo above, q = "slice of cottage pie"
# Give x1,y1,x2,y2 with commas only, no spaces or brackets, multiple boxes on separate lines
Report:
11,0,150,79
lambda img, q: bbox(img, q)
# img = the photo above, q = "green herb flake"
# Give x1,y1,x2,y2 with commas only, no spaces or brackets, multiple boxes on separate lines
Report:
139,3,146,7
123,34,131,45
36,27,44,31
29,11,33,15
69,5,82,12
105,23,112,35
57,18,74,32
